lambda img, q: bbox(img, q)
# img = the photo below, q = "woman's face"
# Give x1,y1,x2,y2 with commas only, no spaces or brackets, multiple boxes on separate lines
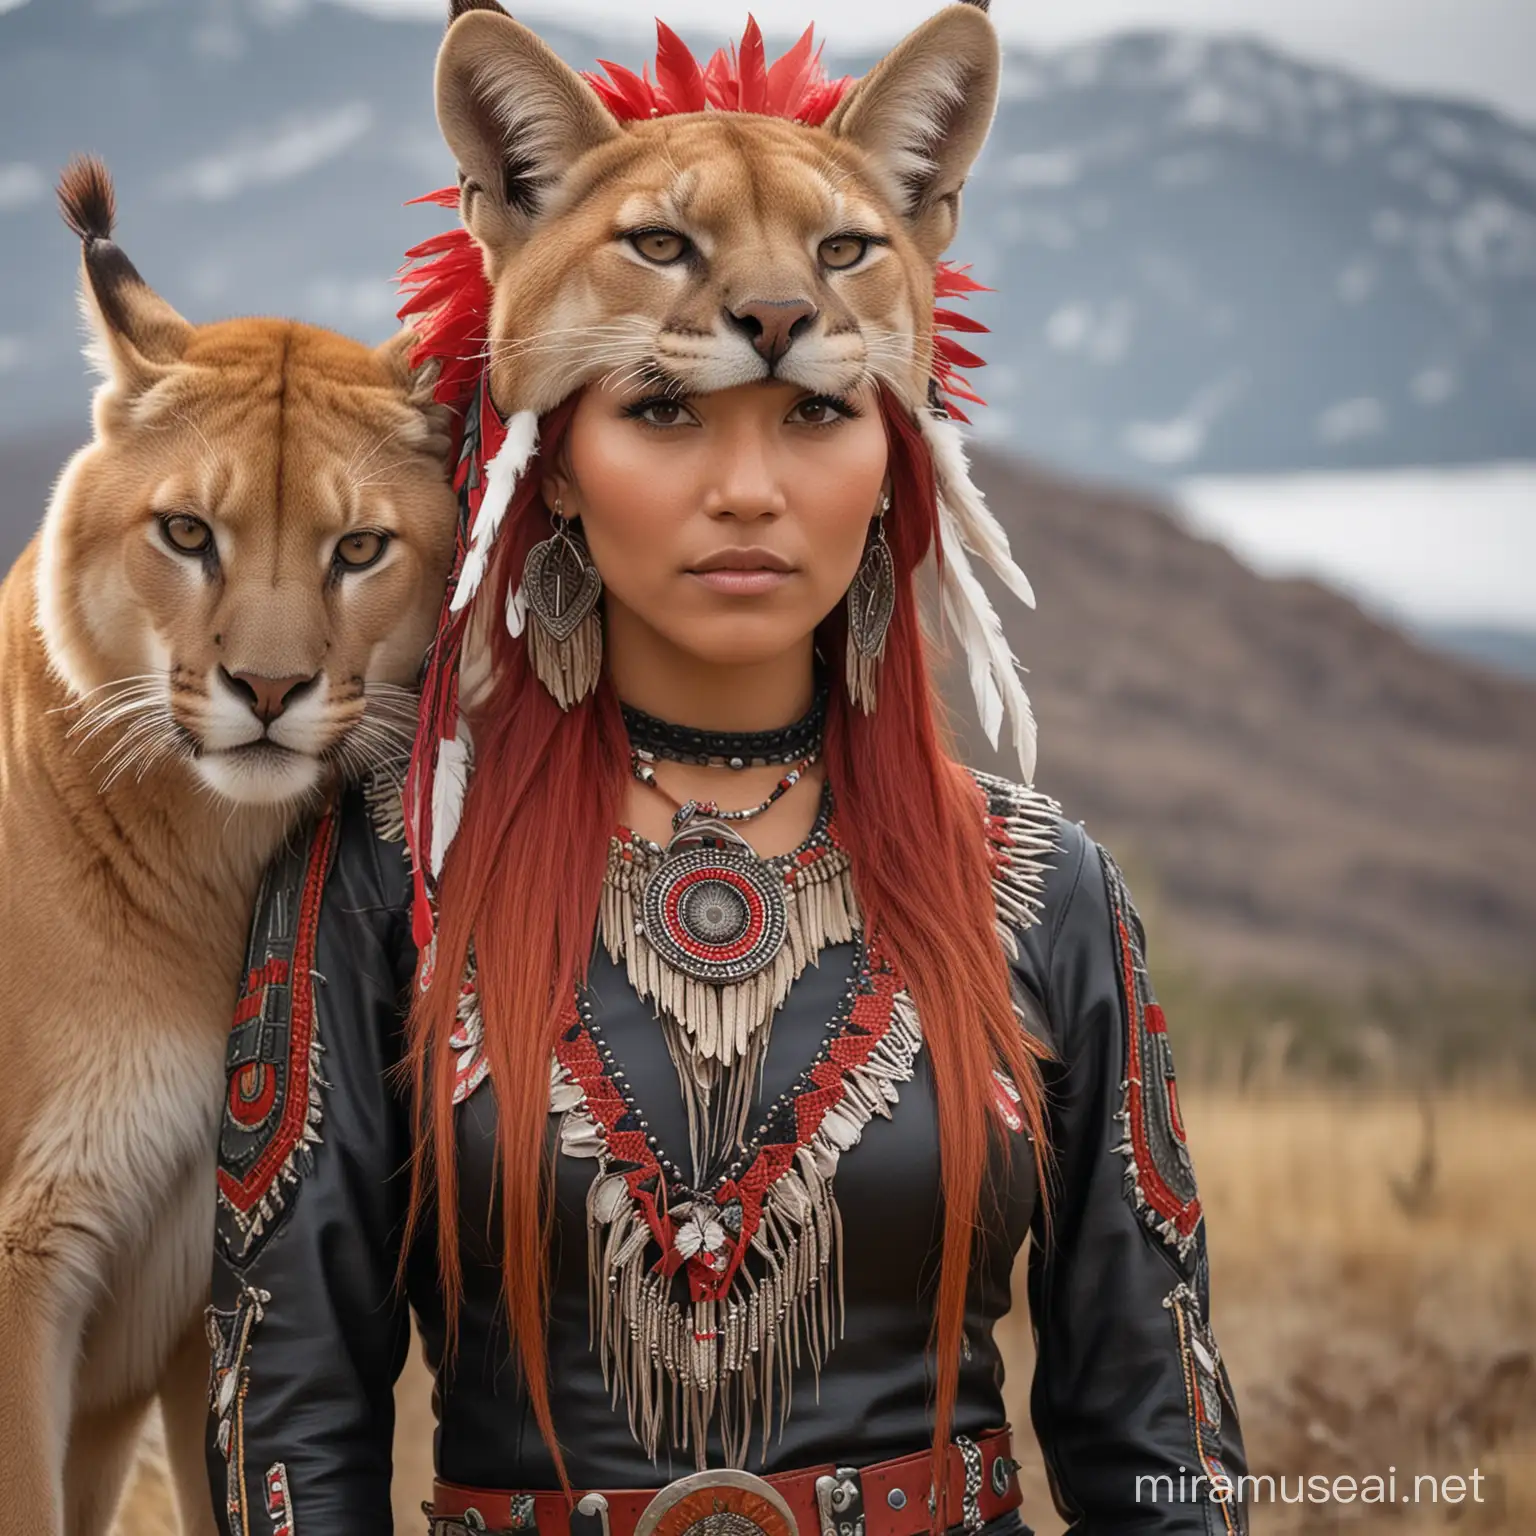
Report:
546,376,889,671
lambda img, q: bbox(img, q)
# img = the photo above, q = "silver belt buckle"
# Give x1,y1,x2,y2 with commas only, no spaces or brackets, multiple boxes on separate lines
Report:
632,1470,799,1536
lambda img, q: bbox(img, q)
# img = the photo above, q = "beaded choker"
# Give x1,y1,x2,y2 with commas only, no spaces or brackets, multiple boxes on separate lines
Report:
620,683,827,769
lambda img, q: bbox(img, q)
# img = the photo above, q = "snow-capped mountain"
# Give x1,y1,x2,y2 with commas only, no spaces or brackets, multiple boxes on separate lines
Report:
1,0,1533,482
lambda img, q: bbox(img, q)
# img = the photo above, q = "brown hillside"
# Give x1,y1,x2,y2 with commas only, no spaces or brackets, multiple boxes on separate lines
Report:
951,450,1536,984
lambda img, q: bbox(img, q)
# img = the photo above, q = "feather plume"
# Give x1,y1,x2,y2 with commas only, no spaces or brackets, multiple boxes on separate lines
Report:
738,15,768,112
933,481,1038,783
449,408,539,614
430,719,474,877
920,408,1036,610
765,25,817,116
654,20,708,112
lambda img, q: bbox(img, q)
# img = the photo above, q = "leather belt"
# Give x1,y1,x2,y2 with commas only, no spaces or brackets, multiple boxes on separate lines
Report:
429,1428,1022,1536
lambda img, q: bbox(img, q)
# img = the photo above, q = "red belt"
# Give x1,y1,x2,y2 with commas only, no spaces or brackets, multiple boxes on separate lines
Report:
430,1428,1021,1536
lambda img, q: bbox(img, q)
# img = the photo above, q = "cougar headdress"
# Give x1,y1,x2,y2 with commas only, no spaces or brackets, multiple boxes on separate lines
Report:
398,0,1037,950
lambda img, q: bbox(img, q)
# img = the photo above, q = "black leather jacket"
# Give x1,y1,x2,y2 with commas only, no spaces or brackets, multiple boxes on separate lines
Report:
205,772,1247,1535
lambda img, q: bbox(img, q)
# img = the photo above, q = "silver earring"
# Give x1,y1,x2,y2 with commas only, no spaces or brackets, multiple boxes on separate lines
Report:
522,495,603,708
846,492,895,713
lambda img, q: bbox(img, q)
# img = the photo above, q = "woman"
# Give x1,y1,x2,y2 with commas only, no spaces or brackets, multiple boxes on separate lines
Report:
205,6,1247,1535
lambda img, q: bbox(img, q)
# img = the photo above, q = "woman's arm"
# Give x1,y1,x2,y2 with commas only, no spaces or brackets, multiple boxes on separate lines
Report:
1023,820,1248,1535
205,783,418,1536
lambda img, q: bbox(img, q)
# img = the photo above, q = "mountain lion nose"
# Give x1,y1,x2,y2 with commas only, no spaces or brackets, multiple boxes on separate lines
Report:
222,668,318,725
725,298,818,367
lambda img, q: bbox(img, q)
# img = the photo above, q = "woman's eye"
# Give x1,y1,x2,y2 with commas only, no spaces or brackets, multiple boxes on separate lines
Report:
819,235,869,270
334,531,389,571
158,513,213,556
789,395,856,426
630,230,689,264
623,396,695,428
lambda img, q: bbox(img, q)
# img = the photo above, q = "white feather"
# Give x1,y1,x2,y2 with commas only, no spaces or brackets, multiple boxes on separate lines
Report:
936,489,1039,783
505,580,527,638
920,408,1036,609
429,718,474,877
448,409,540,615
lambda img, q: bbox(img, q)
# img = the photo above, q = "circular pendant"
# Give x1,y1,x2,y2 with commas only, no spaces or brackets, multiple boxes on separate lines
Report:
640,847,788,983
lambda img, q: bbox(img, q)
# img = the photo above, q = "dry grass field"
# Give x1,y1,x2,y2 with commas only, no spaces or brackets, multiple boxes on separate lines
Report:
116,1089,1536,1536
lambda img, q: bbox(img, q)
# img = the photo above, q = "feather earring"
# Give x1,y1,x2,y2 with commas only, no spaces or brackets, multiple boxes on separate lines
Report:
846,492,895,712
516,496,604,708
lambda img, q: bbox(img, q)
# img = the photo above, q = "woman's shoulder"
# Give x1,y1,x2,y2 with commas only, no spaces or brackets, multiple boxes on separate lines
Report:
964,767,1118,1002
966,767,1097,933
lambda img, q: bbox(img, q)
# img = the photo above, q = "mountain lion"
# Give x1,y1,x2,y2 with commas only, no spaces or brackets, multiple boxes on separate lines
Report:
0,159,457,1535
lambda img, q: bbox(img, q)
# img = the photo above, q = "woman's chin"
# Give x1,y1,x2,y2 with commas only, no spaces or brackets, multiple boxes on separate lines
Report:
660,615,825,670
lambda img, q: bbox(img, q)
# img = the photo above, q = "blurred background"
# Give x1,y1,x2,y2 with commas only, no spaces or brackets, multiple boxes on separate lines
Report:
2,0,1531,1530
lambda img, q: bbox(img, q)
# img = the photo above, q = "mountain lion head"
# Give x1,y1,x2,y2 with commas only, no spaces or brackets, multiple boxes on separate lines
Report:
431,0,1000,419
36,158,459,805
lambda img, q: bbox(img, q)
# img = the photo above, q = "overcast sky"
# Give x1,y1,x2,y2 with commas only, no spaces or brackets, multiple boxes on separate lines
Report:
330,0,1536,123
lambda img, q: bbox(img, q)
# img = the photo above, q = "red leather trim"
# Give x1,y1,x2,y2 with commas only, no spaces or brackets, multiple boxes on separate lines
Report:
216,806,336,1217
1115,910,1202,1241
431,1428,1021,1536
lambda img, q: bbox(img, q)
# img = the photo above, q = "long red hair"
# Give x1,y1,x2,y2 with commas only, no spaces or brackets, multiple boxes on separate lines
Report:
403,386,1051,1511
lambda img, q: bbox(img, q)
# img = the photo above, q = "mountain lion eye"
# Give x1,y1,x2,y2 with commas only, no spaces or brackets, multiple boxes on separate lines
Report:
334,531,389,571
630,230,689,264
819,236,868,270
159,513,212,556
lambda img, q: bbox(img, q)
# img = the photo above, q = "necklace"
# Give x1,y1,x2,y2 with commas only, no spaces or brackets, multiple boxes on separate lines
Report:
617,751,855,1178
621,682,827,768
550,927,923,1469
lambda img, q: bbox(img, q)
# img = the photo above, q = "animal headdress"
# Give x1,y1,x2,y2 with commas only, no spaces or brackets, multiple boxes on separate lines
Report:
398,0,1037,951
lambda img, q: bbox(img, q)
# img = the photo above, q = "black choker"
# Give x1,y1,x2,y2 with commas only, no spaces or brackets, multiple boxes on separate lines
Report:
621,684,827,769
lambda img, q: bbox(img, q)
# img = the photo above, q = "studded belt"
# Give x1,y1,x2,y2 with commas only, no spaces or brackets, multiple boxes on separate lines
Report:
426,1429,1022,1536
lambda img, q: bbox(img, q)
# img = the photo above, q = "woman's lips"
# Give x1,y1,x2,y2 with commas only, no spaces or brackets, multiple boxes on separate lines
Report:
689,568,793,595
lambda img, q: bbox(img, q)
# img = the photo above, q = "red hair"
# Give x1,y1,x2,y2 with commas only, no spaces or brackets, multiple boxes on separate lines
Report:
403,387,1051,1511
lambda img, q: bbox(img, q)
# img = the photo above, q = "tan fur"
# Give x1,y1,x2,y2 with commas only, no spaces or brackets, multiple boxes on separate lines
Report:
432,3,1000,418
0,168,457,1535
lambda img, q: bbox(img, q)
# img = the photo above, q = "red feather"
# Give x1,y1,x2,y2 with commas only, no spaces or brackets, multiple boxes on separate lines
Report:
933,335,987,371
407,186,461,211
737,15,769,113
582,74,632,116
703,45,738,111
592,58,656,117
935,261,993,298
654,19,708,113
933,306,989,334
765,24,816,117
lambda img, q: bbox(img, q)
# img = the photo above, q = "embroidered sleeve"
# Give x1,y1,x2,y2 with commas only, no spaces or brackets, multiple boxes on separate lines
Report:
206,783,417,1536
1024,824,1249,1535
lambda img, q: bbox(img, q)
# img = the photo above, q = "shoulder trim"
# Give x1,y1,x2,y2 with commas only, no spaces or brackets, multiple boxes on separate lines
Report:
967,768,1064,959
215,805,339,1268
1099,845,1204,1261
361,757,408,845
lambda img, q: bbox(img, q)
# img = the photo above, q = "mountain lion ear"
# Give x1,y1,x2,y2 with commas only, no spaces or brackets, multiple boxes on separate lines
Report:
445,0,507,22
822,4,1000,261
56,155,192,400
434,9,622,263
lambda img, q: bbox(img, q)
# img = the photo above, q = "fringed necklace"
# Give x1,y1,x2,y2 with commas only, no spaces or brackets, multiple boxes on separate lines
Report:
604,773,860,1184
603,688,860,1182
